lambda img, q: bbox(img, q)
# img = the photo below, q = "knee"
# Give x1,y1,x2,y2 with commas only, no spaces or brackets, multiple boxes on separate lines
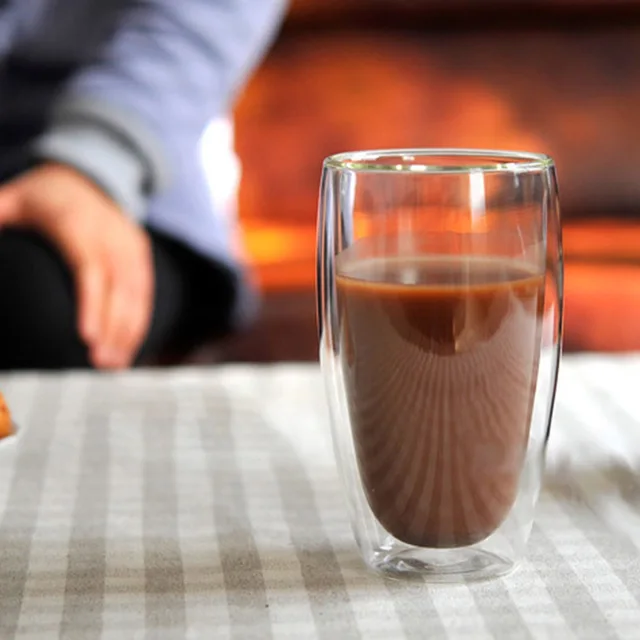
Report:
0,229,90,370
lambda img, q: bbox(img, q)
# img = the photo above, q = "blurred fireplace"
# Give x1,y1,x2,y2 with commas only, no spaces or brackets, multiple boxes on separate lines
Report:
220,0,640,361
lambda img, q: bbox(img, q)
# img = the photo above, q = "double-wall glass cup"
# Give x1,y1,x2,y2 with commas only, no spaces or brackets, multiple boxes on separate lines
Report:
317,149,563,582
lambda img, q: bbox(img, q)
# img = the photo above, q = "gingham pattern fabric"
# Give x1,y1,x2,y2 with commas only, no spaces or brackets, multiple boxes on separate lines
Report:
1,355,640,639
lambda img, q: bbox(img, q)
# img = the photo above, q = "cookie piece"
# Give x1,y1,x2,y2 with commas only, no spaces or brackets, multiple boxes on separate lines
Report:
0,391,13,438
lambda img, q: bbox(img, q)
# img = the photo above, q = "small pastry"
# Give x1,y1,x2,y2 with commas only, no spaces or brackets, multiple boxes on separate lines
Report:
0,391,13,439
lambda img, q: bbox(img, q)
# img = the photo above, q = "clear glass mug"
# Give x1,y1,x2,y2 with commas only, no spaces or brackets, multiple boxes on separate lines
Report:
317,149,563,582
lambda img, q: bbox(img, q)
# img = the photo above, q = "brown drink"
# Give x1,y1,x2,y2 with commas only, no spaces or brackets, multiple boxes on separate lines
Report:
337,255,544,548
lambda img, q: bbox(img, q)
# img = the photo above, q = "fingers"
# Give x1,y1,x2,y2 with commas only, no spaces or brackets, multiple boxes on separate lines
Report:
92,272,152,369
77,264,106,347
68,225,153,370
91,286,131,369
90,237,154,370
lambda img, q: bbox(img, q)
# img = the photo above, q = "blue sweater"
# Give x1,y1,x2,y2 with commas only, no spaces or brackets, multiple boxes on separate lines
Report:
0,0,287,318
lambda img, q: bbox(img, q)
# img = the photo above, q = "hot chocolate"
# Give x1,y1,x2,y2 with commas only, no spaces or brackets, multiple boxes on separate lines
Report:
337,255,544,548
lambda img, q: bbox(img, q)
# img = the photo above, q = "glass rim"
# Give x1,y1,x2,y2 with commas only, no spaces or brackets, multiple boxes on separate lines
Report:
323,148,555,174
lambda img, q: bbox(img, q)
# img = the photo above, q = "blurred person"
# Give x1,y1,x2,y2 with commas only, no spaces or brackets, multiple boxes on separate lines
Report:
0,0,287,370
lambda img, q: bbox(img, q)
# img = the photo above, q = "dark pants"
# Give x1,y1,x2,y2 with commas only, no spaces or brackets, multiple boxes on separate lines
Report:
0,228,236,370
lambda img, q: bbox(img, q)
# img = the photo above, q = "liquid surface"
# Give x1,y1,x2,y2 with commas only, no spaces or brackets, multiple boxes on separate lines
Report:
337,256,544,548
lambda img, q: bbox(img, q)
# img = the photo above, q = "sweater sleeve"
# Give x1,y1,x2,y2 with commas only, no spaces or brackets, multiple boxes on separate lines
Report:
32,0,287,218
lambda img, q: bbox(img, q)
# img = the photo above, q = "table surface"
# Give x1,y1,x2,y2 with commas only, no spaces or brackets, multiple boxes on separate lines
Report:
0,356,640,640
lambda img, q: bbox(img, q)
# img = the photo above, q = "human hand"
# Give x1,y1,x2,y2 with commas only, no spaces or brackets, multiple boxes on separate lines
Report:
0,163,154,369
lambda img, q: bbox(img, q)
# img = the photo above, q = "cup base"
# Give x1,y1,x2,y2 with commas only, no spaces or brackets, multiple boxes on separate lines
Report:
365,544,517,583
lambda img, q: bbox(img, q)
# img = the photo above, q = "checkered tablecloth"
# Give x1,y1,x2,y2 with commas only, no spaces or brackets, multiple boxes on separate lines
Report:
1,356,640,639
